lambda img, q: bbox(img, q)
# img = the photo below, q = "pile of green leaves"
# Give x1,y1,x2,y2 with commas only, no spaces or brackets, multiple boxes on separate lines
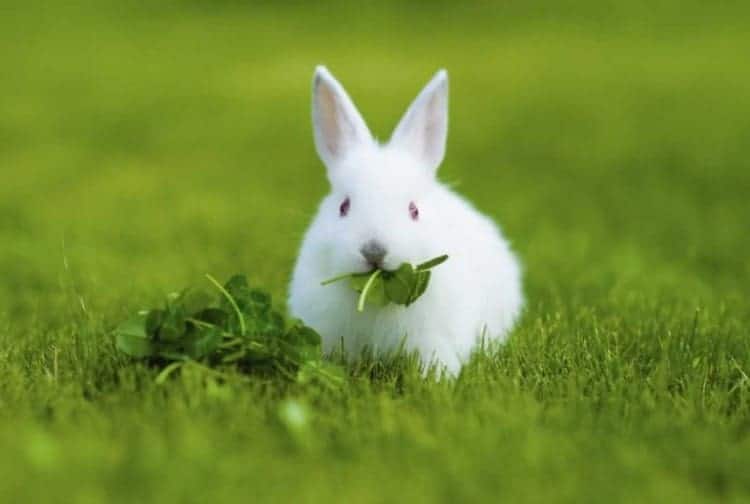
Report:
114,274,343,386
322,255,448,312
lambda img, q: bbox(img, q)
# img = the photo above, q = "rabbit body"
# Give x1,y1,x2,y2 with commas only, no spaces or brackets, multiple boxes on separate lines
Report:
288,67,523,374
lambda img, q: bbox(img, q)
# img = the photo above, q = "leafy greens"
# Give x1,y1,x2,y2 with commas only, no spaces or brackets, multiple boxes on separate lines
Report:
321,255,448,312
114,274,343,387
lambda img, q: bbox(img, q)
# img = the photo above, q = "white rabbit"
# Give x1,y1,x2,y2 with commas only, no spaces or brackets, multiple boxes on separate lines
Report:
288,66,523,374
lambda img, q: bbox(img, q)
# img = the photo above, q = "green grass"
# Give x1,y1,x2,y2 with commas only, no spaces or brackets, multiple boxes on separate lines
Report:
2,1,750,502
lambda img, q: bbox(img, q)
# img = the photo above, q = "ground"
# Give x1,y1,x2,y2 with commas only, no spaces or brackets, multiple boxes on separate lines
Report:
1,1,749,502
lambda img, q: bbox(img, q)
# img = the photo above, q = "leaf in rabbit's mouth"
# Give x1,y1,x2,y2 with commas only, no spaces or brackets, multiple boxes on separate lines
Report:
321,255,448,312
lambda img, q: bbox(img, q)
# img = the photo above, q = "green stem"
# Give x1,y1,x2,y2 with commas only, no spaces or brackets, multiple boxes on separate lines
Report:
205,274,246,336
155,361,185,384
357,269,382,312
186,318,218,329
320,272,355,285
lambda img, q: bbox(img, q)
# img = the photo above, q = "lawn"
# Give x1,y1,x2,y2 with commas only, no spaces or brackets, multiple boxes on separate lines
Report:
1,1,750,502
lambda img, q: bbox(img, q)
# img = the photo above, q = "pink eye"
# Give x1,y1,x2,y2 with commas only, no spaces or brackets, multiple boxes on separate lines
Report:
409,201,419,221
339,197,350,217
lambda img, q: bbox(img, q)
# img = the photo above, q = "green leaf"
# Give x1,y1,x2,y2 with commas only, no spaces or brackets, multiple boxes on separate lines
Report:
268,311,286,332
249,289,271,310
115,314,156,358
403,271,430,306
348,273,372,291
276,323,322,364
356,270,391,311
157,314,185,342
416,254,449,271
206,273,246,336
323,254,448,310
194,307,228,327
224,274,249,293
158,346,191,361
407,271,431,306
223,276,257,313
383,263,416,304
178,288,213,315
285,323,321,347
145,309,165,337
115,273,345,386
185,326,223,359
349,272,388,308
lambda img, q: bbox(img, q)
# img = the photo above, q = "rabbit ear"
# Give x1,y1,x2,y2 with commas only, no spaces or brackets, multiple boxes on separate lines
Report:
312,66,372,168
389,69,448,174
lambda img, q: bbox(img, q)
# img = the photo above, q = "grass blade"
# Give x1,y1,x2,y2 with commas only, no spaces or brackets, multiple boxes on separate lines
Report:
205,273,246,336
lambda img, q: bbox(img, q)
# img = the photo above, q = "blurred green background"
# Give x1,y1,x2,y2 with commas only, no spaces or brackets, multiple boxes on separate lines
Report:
1,1,749,502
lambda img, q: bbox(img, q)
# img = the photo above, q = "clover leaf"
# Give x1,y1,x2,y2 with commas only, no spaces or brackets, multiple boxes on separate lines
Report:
114,273,342,388
321,254,448,312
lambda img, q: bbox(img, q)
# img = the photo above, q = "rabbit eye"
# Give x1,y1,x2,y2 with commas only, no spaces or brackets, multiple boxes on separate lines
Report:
339,197,350,217
409,201,419,221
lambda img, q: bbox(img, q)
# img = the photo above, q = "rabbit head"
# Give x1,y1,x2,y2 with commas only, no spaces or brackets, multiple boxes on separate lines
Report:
311,66,450,274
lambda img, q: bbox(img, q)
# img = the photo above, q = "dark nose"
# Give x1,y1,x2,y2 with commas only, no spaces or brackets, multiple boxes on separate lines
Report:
360,240,387,266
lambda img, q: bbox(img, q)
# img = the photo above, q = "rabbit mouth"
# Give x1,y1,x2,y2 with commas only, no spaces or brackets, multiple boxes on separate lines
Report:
359,259,385,273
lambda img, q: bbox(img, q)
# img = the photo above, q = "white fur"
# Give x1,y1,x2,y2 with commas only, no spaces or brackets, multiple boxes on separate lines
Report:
288,66,523,374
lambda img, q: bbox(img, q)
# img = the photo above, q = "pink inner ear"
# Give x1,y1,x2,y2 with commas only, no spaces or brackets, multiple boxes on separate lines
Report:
409,201,419,220
318,85,343,156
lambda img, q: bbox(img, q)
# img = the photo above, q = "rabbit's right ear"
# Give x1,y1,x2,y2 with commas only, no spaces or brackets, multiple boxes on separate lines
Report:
312,66,372,168
389,70,448,175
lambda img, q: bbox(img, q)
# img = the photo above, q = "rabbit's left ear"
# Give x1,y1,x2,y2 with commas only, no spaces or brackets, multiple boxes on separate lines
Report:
389,69,448,174
312,66,372,170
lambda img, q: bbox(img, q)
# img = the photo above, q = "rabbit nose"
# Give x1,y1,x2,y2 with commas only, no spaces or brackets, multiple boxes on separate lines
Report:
360,240,387,266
